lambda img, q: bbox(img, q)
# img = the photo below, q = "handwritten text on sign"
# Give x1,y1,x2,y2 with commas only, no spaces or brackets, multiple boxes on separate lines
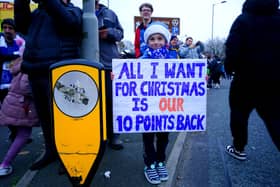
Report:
112,59,207,133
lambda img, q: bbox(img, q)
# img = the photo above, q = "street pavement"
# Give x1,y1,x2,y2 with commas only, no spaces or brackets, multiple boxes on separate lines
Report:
0,79,279,187
172,80,280,187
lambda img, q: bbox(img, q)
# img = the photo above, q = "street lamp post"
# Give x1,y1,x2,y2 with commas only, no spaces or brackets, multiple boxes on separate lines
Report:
211,1,227,40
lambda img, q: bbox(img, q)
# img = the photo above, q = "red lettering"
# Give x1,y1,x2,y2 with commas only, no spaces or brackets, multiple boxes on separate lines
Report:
159,97,184,112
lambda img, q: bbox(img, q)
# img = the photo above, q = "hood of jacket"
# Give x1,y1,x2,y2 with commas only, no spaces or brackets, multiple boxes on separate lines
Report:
96,4,108,16
242,0,279,15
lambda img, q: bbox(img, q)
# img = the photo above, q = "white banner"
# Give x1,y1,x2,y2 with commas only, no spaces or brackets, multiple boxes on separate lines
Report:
112,59,207,133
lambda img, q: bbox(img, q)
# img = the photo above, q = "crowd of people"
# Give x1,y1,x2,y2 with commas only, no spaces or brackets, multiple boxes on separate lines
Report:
0,0,279,185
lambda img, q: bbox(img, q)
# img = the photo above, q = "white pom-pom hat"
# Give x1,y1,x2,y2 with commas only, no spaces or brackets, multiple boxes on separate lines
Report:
144,22,171,44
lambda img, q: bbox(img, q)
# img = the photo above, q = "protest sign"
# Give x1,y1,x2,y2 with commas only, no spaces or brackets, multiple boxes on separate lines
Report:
112,59,207,133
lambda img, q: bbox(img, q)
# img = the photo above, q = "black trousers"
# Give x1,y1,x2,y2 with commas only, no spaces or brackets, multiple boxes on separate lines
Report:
105,70,114,141
0,88,17,138
142,132,169,166
229,80,280,151
29,73,57,157
0,88,8,102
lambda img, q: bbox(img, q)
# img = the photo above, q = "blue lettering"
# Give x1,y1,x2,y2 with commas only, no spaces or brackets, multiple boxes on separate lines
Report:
198,82,206,96
165,63,176,78
168,115,175,130
123,116,133,131
176,63,186,78
118,63,130,79
135,115,144,131
186,63,195,78
150,62,159,79
196,115,205,130
176,114,185,130
137,62,143,79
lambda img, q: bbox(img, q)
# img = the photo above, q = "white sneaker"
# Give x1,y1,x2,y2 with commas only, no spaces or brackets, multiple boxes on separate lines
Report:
144,164,161,185
156,162,168,181
0,165,13,176
214,84,220,89
226,145,247,161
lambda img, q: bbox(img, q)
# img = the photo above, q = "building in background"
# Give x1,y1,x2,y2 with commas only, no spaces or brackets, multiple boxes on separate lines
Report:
134,16,180,36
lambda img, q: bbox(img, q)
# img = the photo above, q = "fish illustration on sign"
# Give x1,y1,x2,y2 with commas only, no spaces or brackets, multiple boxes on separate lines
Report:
55,80,89,105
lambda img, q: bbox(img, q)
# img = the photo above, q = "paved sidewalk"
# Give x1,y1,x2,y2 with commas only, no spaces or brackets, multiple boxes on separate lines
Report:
15,132,184,187
1,79,279,187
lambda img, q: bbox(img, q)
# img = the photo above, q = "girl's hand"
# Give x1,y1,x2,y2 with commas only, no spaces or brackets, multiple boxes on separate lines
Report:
110,72,115,80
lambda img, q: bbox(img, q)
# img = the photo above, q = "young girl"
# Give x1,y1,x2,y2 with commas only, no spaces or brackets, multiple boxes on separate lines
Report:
0,57,39,176
140,22,171,185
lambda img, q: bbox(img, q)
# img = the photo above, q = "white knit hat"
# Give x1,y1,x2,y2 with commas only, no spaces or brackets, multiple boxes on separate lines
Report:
144,22,171,44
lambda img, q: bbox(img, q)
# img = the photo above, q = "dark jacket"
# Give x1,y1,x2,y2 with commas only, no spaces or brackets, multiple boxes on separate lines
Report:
96,4,123,70
14,0,83,74
224,0,280,83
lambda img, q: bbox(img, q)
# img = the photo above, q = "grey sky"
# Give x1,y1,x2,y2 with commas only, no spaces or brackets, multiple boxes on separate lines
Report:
72,0,246,42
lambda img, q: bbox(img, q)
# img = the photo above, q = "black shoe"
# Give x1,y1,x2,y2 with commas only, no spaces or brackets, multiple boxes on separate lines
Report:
226,145,247,161
108,142,124,150
108,136,124,150
8,134,16,142
26,138,33,144
30,154,57,170
8,127,17,142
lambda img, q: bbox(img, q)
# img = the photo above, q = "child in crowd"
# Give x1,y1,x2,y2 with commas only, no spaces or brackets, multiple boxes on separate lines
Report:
140,22,171,185
169,35,180,59
0,57,39,176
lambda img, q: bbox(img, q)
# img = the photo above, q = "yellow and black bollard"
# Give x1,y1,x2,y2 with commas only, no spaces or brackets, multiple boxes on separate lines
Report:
49,59,107,186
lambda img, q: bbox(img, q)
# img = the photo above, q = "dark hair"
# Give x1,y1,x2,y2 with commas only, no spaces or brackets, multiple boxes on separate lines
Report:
170,35,178,41
186,37,193,41
1,18,16,30
139,3,153,12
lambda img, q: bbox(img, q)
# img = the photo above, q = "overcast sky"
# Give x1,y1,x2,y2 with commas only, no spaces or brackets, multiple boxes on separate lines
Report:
72,0,246,42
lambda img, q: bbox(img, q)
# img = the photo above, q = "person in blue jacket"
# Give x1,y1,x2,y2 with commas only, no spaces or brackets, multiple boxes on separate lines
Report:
14,0,83,170
168,35,179,59
140,22,171,185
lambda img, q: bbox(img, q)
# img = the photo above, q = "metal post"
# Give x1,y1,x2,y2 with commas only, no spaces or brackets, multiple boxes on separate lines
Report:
211,3,215,41
81,0,99,62
211,1,227,40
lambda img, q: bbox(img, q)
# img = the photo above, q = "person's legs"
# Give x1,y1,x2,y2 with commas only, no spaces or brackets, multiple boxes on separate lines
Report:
142,133,160,184
212,72,220,88
225,81,254,161
0,89,17,141
28,74,57,170
229,109,252,151
142,133,156,166
156,132,169,163
105,70,123,150
8,126,17,141
1,126,32,167
207,75,213,88
155,132,169,181
228,81,253,151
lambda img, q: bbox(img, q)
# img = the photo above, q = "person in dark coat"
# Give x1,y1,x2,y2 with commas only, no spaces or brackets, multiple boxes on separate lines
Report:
95,0,124,150
224,0,280,161
14,0,83,170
